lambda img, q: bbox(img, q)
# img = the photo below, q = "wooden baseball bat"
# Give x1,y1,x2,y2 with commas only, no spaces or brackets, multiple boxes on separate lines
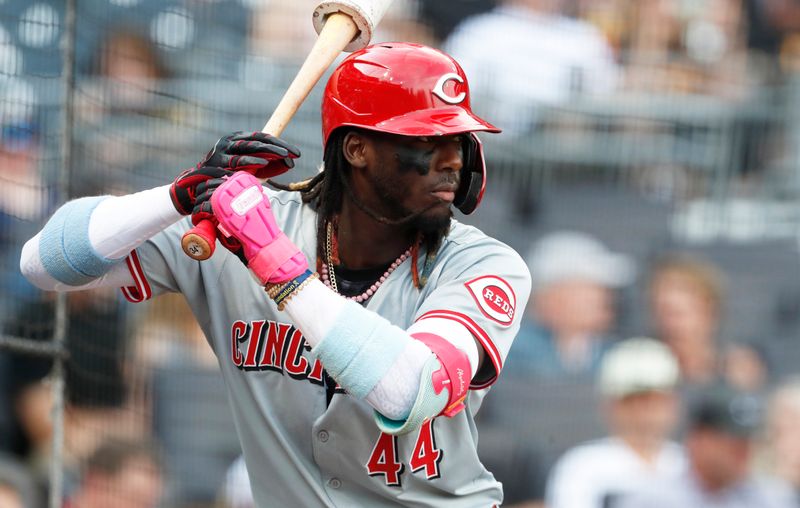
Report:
180,12,359,260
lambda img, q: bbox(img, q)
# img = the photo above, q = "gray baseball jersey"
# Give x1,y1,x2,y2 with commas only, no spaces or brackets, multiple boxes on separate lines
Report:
121,188,531,507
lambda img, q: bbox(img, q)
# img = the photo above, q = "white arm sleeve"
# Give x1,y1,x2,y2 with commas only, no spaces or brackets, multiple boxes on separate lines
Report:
88,184,182,259
283,279,479,420
20,184,182,291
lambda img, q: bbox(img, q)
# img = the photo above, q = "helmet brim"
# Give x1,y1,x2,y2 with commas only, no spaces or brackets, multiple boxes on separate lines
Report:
369,106,501,137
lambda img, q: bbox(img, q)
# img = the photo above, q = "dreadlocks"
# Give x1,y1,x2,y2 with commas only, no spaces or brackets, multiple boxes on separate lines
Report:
266,129,448,288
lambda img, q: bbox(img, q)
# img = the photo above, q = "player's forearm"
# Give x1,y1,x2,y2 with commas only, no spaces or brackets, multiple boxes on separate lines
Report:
20,185,181,291
283,278,478,428
283,278,428,420
89,184,182,258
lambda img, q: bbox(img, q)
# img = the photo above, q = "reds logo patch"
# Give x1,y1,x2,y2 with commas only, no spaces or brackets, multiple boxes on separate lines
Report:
465,276,516,326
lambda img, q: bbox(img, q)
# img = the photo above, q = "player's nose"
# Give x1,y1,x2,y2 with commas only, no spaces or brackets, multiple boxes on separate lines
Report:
434,137,463,174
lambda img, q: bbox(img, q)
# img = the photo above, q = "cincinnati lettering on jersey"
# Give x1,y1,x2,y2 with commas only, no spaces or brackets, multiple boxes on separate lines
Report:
230,319,344,392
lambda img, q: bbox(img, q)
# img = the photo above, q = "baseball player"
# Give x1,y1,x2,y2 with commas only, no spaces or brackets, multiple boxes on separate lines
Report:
20,42,531,507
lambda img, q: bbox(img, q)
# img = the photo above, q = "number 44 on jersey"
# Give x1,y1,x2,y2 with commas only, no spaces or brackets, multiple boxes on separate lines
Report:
366,420,443,486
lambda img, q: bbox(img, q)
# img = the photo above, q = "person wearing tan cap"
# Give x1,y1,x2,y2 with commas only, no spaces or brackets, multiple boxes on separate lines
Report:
504,231,635,380
546,337,686,508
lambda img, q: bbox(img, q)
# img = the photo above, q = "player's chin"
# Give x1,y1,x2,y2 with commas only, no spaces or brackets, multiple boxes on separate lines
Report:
412,206,453,234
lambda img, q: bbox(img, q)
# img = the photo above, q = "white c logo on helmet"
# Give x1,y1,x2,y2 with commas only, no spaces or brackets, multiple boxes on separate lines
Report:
432,73,466,104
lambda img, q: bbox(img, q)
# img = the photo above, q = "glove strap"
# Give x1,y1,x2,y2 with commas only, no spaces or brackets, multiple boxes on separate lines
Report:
248,232,307,284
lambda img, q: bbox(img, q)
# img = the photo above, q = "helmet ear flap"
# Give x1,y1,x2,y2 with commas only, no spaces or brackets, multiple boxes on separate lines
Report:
455,171,482,214
454,133,485,215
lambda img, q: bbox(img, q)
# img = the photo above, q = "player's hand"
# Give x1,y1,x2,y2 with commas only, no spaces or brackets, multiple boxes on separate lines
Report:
202,171,308,284
171,132,300,216
200,131,301,178
170,166,233,215
191,177,248,265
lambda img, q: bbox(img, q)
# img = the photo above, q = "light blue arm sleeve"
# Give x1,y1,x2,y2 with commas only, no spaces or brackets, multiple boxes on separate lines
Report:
38,196,124,285
312,300,408,399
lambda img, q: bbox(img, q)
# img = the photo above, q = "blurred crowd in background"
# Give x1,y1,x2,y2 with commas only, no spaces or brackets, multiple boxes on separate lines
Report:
2,0,800,506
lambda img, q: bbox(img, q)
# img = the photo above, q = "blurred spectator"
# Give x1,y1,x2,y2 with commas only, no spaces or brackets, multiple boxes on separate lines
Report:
620,0,747,96
620,382,795,508
647,254,727,386
372,0,437,46
7,373,52,489
546,338,685,508
756,378,800,500
3,290,129,410
65,438,164,508
2,296,56,484
219,455,254,508
743,0,800,76
0,481,23,508
0,120,44,222
478,232,634,503
131,294,239,507
2,290,136,491
418,0,496,41
83,28,170,118
723,340,772,394
75,26,177,195
0,452,43,508
0,79,47,319
444,0,619,134
248,0,434,62
247,0,320,61
128,293,217,441
503,231,634,380
131,293,216,373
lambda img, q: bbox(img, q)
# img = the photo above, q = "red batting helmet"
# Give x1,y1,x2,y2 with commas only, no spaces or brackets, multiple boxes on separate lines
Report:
321,42,500,214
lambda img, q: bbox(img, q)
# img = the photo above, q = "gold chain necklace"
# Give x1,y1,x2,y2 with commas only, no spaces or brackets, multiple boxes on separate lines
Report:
321,220,411,303
324,221,340,294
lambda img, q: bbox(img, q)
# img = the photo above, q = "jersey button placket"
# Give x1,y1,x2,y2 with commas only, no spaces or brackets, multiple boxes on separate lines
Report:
318,430,329,443
328,478,341,489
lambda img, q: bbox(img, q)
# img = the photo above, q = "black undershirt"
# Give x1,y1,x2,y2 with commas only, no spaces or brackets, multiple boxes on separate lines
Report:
329,262,392,299
323,262,391,405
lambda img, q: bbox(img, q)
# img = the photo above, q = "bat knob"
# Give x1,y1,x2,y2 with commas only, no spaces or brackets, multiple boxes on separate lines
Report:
182,219,217,260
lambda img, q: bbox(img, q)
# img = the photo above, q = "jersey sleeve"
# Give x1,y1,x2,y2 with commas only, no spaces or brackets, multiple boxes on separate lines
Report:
119,218,198,303
413,238,531,389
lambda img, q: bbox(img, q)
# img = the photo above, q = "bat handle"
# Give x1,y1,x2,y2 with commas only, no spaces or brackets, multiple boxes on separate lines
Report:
182,219,217,260
181,165,255,260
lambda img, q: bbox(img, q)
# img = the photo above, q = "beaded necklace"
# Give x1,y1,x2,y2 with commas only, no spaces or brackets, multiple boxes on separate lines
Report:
320,221,412,303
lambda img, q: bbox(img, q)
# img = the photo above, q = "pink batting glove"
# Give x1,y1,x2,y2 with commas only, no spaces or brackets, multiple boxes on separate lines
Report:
211,172,308,284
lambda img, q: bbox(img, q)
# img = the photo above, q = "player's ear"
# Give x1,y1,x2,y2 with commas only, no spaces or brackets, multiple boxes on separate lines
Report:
342,131,369,169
